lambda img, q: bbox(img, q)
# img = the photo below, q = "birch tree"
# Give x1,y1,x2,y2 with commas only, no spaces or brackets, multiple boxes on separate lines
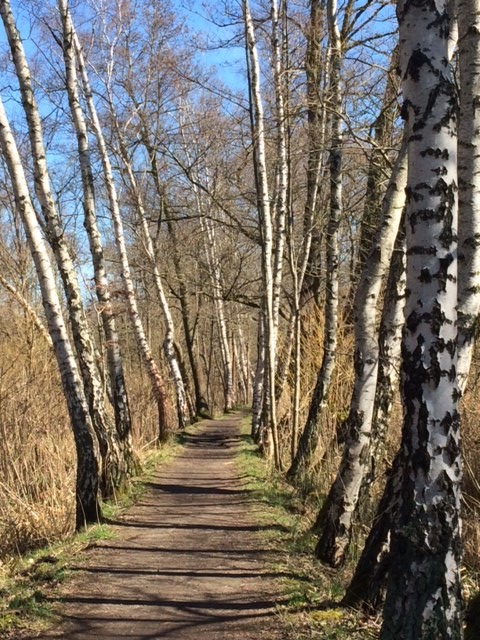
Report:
0,0,124,498
243,0,281,465
58,0,136,475
71,17,173,440
111,118,189,429
380,1,462,636
313,140,407,566
457,0,480,394
287,0,343,480
342,228,407,610
0,94,99,528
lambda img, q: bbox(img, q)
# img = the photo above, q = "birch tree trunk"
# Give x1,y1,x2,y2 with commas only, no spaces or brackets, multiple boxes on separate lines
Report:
58,0,136,479
0,95,100,528
0,0,121,498
457,0,480,393
199,213,235,412
251,310,266,442
130,119,205,417
342,229,406,611
355,48,400,279
244,0,281,467
380,1,462,636
271,0,288,339
313,140,407,566
287,0,342,481
71,25,173,440
110,115,189,430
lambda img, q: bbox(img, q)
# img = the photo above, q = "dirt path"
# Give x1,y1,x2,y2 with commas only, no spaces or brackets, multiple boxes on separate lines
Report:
37,414,284,639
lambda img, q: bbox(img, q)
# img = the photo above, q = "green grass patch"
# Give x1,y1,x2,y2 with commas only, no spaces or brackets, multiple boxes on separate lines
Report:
236,415,379,639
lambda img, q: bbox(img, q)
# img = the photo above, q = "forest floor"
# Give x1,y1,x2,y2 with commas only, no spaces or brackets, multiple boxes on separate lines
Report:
20,413,286,639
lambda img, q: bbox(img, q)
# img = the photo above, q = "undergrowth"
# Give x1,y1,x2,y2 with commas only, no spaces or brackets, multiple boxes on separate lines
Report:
236,416,379,640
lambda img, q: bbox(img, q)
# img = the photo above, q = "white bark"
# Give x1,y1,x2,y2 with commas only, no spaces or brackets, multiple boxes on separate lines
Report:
244,0,280,466
0,94,99,528
287,0,342,481
0,0,119,496
251,310,266,441
381,1,462,636
72,25,172,439
199,214,234,412
58,0,134,473
457,0,480,393
271,0,288,338
236,324,250,405
315,139,408,566
111,120,189,429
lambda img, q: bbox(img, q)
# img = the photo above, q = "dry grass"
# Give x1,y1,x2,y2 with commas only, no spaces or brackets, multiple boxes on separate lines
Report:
0,307,168,560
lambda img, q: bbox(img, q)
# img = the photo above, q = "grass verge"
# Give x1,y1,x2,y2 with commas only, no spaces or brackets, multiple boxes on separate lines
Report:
236,416,380,639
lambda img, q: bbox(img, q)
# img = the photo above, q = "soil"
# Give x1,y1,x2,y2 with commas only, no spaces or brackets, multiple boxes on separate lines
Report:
33,414,285,639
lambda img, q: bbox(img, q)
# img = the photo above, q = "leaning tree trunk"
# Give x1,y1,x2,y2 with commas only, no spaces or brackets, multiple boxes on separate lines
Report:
59,0,136,480
110,116,189,430
0,0,121,498
457,0,480,394
313,139,407,567
354,47,400,280
0,95,99,529
72,26,173,441
380,1,462,638
134,124,204,417
287,0,342,482
341,227,406,611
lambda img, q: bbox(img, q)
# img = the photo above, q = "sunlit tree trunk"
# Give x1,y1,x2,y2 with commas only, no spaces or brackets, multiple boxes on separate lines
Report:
59,0,136,480
342,228,406,610
251,310,266,442
354,47,400,280
109,114,189,430
0,0,120,497
72,25,173,440
314,140,407,566
457,0,480,393
287,0,342,481
0,95,99,528
380,1,462,637
243,0,280,466
271,0,288,340
198,214,235,412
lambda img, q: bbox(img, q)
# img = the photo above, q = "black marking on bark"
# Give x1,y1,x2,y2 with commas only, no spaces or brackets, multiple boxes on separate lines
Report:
436,253,454,292
420,147,449,160
419,267,432,283
412,401,431,474
406,49,435,83
406,245,436,256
